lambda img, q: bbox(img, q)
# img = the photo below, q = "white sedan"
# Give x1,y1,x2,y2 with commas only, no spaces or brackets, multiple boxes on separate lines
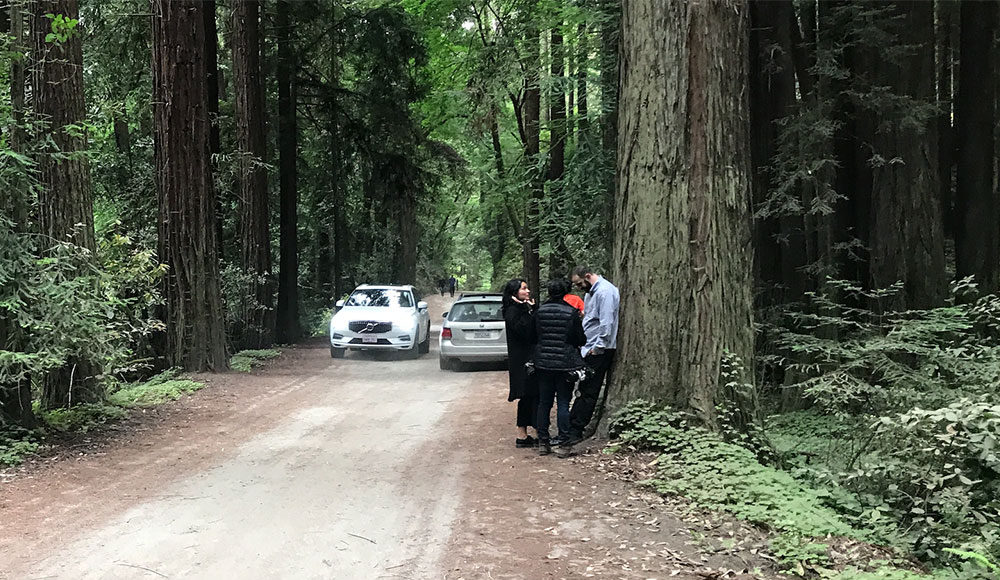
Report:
329,285,431,359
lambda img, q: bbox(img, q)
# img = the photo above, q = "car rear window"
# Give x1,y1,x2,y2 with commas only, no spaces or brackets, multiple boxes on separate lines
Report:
449,302,503,322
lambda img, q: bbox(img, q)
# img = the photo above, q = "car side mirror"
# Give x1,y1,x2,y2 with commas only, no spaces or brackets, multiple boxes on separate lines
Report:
442,311,449,318
335,299,345,309
417,301,428,311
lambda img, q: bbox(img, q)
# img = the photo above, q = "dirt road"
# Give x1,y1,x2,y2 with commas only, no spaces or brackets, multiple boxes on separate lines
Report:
1,295,768,579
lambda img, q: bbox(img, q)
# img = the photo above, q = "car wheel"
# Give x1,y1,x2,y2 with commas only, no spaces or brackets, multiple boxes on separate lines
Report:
439,356,453,371
418,325,430,354
330,345,345,359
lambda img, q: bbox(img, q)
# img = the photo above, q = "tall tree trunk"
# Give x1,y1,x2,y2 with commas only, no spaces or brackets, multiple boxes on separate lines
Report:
936,0,956,241
0,0,34,428
152,0,229,372
547,24,571,280
522,17,542,297
869,1,946,309
611,0,756,430
33,0,100,407
598,0,619,264
329,2,344,299
232,0,273,349
203,0,223,257
955,0,998,293
396,169,418,284
748,0,803,307
576,22,589,137
829,2,873,293
274,0,299,343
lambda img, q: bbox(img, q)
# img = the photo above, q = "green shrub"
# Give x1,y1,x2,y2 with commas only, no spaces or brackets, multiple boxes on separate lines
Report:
41,403,127,433
610,400,856,539
107,368,203,408
0,427,40,466
230,349,281,372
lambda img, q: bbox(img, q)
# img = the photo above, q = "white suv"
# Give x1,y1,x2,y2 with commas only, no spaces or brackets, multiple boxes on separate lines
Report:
329,285,431,359
439,293,507,370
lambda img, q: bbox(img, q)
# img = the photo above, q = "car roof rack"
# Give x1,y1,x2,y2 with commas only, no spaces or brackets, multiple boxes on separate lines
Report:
457,292,502,300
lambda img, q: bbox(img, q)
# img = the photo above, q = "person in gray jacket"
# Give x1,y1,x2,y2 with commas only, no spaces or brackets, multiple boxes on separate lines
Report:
532,279,587,456
564,266,620,446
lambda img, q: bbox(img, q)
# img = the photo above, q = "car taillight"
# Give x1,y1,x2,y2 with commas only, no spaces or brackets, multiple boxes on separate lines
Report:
441,327,452,340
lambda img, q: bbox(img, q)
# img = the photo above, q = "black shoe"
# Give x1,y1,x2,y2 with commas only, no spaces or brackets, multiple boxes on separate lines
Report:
550,436,566,446
515,436,538,448
561,434,584,447
538,440,552,456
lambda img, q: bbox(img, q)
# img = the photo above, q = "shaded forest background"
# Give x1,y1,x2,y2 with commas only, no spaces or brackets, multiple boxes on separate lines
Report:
2,0,1000,574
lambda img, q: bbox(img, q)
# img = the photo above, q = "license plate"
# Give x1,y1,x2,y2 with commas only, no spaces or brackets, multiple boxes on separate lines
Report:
473,331,491,339
361,336,378,344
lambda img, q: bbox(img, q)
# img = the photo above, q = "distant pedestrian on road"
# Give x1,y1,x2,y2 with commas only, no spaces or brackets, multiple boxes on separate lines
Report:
533,279,587,456
448,276,457,297
502,278,538,448
564,266,620,446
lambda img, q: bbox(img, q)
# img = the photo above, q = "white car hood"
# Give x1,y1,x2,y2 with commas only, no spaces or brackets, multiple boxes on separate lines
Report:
333,306,416,327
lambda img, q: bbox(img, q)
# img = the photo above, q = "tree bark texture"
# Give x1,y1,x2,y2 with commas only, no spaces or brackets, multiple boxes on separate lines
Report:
598,0,620,263
275,0,299,344
612,0,755,429
935,0,956,240
521,19,542,297
203,0,224,257
546,24,572,280
32,0,101,407
32,0,94,252
232,0,273,349
867,1,946,309
152,0,228,372
955,0,998,293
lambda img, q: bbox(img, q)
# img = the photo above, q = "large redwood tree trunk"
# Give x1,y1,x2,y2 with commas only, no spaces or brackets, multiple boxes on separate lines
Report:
275,0,300,343
521,17,542,296
611,0,756,430
955,0,999,293
232,0,273,349
868,1,945,309
152,0,228,372
33,0,100,407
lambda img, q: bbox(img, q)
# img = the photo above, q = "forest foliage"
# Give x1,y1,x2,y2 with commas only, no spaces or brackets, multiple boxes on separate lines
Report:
2,0,1000,576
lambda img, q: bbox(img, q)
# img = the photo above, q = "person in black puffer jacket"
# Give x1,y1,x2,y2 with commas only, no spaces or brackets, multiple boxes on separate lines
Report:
533,278,586,456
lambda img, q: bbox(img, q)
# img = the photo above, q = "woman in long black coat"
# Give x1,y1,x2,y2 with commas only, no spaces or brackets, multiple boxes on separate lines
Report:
502,278,539,448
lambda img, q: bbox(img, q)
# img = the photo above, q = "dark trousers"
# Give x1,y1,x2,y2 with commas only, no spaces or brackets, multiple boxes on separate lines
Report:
569,350,615,437
536,370,574,442
516,394,537,428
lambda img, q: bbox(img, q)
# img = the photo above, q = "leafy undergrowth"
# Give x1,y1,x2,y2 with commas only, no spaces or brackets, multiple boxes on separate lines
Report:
0,427,41,466
230,349,281,372
41,403,128,433
107,368,204,408
608,401,997,579
0,369,206,467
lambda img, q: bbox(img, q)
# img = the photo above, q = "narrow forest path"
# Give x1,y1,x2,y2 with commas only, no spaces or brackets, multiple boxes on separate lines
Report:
0,296,769,579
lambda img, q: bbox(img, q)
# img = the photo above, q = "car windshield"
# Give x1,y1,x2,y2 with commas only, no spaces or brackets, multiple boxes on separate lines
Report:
345,289,414,308
449,302,503,322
